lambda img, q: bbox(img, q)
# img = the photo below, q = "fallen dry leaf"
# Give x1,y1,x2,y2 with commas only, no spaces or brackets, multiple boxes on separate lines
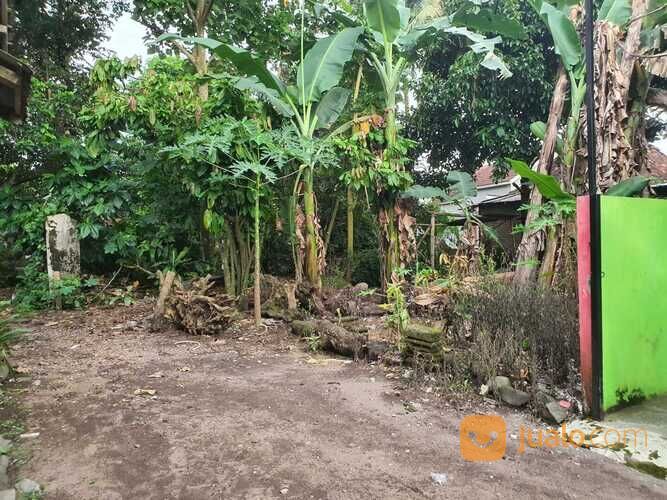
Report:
134,389,157,396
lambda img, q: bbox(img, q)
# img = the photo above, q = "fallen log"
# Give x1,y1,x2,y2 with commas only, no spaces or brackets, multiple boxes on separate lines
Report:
292,319,367,358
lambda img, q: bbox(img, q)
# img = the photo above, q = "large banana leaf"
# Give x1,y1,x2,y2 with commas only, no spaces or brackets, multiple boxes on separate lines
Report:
452,8,527,40
314,87,351,130
606,176,651,197
296,27,363,104
157,34,285,93
506,159,573,200
447,171,477,199
402,184,449,200
365,0,403,44
396,16,451,50
598,0,632,26
533,0,581,13
234,77,294,117
445,27,513,78
539,2,582,69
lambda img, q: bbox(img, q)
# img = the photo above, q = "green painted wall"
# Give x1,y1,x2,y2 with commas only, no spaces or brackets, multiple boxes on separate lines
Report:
601,196,667,411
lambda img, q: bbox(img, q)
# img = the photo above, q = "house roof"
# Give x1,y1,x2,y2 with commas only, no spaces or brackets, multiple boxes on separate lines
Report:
647,145,667,182
474,162,516,187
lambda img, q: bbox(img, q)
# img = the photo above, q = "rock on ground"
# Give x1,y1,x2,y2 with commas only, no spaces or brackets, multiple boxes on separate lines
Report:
545,401,569,423
498,386,530,407
15,479,41,495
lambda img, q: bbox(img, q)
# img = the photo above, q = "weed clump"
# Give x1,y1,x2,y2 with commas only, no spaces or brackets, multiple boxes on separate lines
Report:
450,278,579,388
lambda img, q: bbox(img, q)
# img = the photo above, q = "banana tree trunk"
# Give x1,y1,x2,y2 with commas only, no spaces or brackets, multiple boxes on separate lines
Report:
303,167,322,289
379,98,406,289
591,1,648,190
192,0,211,101
514,67,569,284
430,213,436,269
380,205,401,287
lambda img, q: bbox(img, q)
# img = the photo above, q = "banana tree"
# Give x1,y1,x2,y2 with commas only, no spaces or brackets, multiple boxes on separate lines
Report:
159,16,364,289
353,0,520,287
513,0,654,284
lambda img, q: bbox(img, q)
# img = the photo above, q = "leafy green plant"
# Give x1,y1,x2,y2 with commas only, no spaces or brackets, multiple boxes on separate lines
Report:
105,285,136,307
12,260,88,311
505,159,573,201
606,176,652,197
414,266,437,288
384,269,409,346
514,199,576,235
306,334,322,352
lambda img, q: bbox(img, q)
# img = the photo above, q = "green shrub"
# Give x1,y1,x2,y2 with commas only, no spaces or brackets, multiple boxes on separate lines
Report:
13,260,86,312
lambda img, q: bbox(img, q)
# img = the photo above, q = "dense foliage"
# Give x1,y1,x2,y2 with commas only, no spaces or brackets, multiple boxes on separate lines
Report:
1,0,663,309
407,0,558,179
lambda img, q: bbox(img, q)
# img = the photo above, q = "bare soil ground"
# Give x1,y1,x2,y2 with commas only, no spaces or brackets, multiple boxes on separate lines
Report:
4,301,666,499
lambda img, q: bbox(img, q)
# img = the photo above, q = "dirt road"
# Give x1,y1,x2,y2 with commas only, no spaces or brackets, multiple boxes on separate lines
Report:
6,303,665,499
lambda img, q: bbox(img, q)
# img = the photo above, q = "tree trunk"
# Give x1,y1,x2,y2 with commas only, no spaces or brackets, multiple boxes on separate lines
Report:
379,205,401,288
323,197,339,257
152,270,176,329
303,167,322,289
591,0,648,190
346,65,363,283
514,67,569,284
192,0,211,101
379,93,404,290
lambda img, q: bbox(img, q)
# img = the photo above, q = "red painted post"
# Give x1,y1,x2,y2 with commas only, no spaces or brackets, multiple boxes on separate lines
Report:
577,195,593,412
